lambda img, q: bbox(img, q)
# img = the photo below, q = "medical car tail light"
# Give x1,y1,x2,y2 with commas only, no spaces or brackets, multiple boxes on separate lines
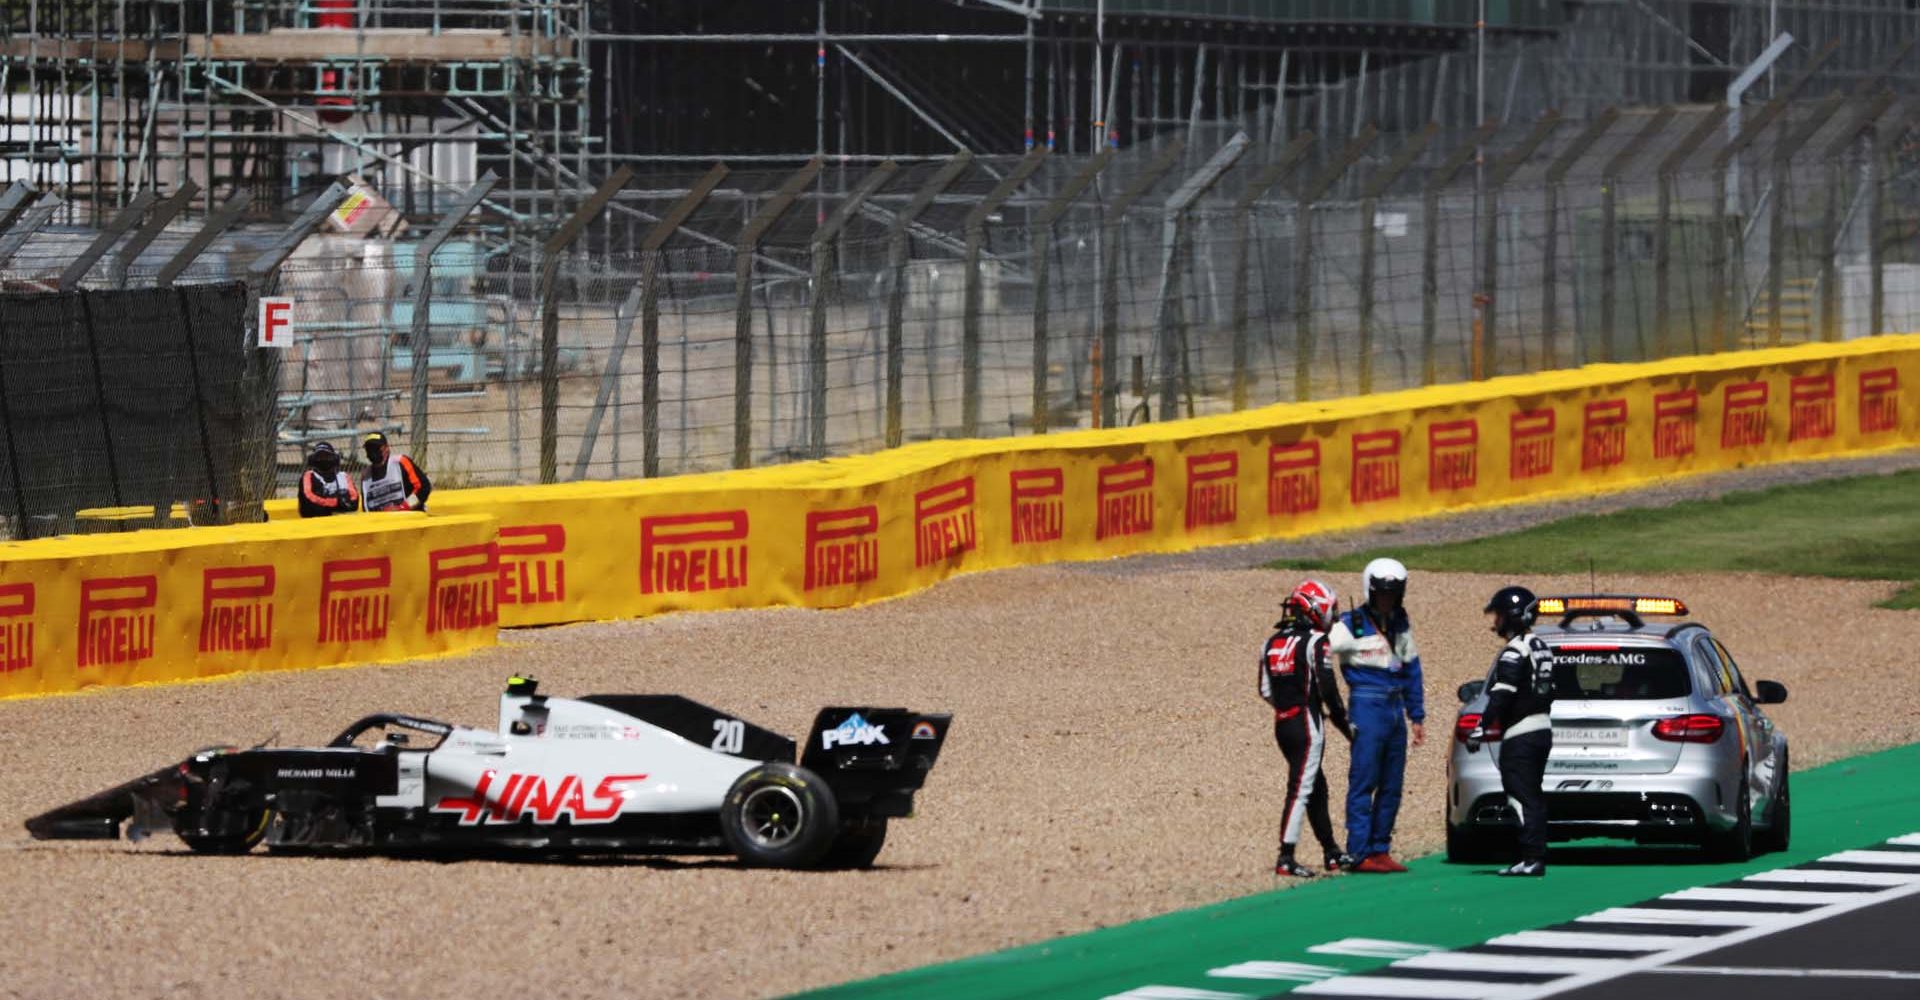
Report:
1652,714,1725,743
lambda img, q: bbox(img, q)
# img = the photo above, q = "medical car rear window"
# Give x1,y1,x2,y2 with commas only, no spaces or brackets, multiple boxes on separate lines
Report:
1544,644,1692,700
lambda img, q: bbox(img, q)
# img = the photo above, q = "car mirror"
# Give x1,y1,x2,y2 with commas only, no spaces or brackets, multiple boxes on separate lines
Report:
1754,680,1788,705
1457,680,1486,703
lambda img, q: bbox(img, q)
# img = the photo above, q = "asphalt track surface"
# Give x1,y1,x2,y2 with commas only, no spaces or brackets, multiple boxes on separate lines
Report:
1284,838,1920,999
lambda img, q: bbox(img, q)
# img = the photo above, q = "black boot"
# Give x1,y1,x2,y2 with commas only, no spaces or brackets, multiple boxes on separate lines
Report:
1275,853,1317,878
1498,859,1547,877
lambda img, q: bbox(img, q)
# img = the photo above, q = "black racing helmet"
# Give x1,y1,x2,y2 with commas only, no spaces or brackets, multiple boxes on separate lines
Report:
1484,585,1538,636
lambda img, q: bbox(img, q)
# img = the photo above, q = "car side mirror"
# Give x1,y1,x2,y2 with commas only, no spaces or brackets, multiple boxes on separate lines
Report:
1458,680,1486,703
1754,680,1788,705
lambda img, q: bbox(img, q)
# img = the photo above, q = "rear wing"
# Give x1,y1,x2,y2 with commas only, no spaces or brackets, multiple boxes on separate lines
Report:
800,708,952,819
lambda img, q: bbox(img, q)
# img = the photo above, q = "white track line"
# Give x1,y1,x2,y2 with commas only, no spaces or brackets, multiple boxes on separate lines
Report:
1294,977,1539,999
1573,907,1794,928
1392,951,1635,976
1484,930,1703,952
1886,834,1920,847
1646,965,1920,981
1661,886,1876,905
1820,849,1920,867
1738,868,1919,886
1206,960,1343,982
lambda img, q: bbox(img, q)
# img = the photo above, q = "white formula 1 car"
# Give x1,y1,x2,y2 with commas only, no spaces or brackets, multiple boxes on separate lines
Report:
27,676,951,869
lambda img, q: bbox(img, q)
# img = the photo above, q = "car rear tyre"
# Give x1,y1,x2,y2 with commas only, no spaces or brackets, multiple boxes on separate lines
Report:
1754,766,1791,854
821,817,890,869
1706,775,1753,862
720,762,840,869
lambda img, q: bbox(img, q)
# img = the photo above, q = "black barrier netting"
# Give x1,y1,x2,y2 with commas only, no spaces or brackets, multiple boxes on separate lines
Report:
0,282,275,536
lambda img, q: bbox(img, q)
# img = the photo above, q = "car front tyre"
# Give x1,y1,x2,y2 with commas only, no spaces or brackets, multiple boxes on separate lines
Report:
720,762,840,869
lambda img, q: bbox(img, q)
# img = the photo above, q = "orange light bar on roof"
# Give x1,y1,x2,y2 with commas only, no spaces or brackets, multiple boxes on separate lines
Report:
1534,596,1688,616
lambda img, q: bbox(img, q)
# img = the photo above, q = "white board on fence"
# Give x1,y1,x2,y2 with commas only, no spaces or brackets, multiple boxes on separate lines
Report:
258,296,295,349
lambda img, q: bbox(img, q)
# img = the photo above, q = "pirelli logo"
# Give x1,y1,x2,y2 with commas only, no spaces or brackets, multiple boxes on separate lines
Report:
497,524,566,606
1427,420,1478,492
804,506,879,591
318,557,390,644
1861,368,1899,434
77,575,157,669
0,582,33,673
914,478,978,568
199,566,274,654
428,544,499,635
1096,459,1154,540
1721,381,1770,449
1788,373,1837,442
1509,410,1555,480
1009,468,1064,545
641,511,748,595
1267,441,1320,517
1350,430,1402,505
1654,389,1698,459
1581,399,1628,471
1184,452,1239,530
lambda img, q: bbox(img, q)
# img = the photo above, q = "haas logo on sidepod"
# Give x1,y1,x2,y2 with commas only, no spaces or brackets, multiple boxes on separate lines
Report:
822,713,890,750
1184,452,1239,530
433,771,648,826
1427,420,1478,492
0,582,33,673
199,566,274,654
1010,468,1065,545
1267,441,1320,517
1861,369,1899,434
77,576,157,669
641,511,749,595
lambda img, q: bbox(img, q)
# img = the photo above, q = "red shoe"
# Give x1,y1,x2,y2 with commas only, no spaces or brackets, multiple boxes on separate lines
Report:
1351,854,1397,873
1367,853,1409,873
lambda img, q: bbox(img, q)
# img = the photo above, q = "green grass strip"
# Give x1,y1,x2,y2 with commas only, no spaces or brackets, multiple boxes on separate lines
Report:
1276,469,1920,609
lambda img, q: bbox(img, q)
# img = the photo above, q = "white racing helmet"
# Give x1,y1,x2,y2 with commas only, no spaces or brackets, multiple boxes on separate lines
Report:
1363,557,1409,604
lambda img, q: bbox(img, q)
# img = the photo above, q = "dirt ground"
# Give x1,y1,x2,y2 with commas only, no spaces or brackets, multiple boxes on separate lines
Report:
1,551,1914,999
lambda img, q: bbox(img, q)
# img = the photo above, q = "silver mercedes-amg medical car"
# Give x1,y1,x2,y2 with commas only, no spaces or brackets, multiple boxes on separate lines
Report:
1447,596,1790,862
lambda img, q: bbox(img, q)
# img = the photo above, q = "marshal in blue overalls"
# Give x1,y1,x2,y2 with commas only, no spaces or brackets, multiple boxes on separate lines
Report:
1326,558,1424,872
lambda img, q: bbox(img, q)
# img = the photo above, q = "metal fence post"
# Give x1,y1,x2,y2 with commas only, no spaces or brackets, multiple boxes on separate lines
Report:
1423,122,1499,386
883,154,970,447
961,148,1047,437
1765,94,1843,348
1655,109,1729,357
0,183,32,237
1599,108,1675,364
112,182,199,288
1477,114,1559,379
1869,107,1917,338
1230,134,1316,410
156,193,253,287
1031,149,1111,433
732,159,821,467
1155,133,1248,421
1819,94,1896,343
1097,142,1185,428
1354,124,1437,394
634,164,728,477
406,172,498,459
1542,112,1617,369
0,194,62,271
57,192,155,288
809,162,897,457
538,166,634,484
1295,127,1376,402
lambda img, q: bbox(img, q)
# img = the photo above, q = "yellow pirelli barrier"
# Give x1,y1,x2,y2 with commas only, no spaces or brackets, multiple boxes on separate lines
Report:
0,513,499,698
253,336,1918,631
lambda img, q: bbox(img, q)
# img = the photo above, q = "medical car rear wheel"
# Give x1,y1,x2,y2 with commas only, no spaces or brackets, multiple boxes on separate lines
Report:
721,762,839,869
